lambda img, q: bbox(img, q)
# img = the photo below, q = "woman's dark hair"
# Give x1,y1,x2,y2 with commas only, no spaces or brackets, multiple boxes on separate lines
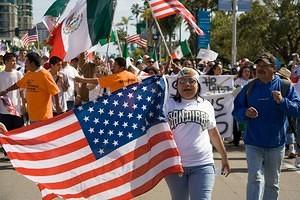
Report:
172,80,202,103
26,52,41,67
206,62,222,75
237,66,253,79
3,52,16,64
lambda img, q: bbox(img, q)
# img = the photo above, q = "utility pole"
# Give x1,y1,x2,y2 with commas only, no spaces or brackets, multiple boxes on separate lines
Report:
231,0,237,68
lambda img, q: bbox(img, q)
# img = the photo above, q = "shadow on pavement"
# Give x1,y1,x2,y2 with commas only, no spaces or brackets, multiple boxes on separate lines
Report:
0,163,14,170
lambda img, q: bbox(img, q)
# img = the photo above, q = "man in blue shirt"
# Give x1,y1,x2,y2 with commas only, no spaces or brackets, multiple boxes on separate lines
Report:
233,52,300,200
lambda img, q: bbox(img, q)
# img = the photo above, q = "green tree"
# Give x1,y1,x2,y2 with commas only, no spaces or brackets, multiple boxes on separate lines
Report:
211,1,300,64
158,15,182,48
263,0,300,62
210,12,232,63
131,3,142,24
115,16,134,34
236,2,272,61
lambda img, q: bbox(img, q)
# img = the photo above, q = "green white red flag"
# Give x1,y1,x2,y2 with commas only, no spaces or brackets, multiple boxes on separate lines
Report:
43,0,69,32
49,0,115,61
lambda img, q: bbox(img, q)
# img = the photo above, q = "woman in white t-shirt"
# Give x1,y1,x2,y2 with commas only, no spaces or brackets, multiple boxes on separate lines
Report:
165,68,230,200
234,66,252,88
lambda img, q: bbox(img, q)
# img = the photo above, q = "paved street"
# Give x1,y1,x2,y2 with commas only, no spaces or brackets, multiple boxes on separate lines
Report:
1,144,300,200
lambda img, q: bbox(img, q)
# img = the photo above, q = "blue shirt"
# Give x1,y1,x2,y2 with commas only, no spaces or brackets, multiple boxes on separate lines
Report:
232,75,300,148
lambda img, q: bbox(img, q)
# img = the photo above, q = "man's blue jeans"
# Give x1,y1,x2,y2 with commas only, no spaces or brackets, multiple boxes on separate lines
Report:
165,164,215,200
245,144,285,200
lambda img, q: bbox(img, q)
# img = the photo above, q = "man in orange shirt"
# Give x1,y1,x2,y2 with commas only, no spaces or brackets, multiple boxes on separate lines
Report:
0,52,61,123
75,57,138,93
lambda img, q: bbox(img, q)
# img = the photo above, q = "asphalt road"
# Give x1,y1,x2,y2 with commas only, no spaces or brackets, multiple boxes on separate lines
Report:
1,144,300,200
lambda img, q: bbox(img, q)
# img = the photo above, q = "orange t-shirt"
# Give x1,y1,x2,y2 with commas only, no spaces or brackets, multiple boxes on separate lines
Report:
98,70,138,93
17,68,60,121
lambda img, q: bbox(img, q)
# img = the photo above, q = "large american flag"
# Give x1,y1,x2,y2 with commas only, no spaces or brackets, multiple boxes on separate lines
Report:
21,27,38,47
126,34,147,48
149,0,204,35
0,76,183,200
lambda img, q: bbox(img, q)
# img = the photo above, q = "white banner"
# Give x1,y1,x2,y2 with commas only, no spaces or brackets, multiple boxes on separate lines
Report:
197,49,218,61
166,75,234,138
203,93,234,138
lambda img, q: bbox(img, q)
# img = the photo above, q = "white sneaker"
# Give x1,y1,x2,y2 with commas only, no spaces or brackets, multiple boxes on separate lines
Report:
295,157,300,168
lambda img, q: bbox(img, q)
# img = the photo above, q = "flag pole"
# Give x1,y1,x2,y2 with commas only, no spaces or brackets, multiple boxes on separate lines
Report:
147,1,172,60
35,25,40,51
114,27,123,57
105,0,118,72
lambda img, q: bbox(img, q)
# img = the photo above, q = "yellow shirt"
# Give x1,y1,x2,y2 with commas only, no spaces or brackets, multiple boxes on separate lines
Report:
98,70,138,93
17,68,60,121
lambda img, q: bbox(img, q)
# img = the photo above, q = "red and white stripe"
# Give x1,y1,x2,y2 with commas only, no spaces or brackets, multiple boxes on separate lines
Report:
149,0,204,35
126,34,147,48
21,33,38,47
149,0,178,19
0,112,182,200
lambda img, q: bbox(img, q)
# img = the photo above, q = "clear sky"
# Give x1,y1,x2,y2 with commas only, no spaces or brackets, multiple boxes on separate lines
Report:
32,0,141,33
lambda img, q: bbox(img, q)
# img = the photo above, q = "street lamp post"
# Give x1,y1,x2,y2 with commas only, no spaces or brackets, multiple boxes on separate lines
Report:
231,0,237,68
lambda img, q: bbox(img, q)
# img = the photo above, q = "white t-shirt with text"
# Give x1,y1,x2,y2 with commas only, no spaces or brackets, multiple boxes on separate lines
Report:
165,97,216,167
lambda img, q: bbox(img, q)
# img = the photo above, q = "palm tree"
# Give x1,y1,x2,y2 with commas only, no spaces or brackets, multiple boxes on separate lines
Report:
115,16,134,34
131,3,142,24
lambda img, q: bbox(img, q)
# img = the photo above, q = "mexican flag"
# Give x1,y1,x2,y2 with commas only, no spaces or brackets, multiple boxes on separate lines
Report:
99,30,117,46
171,40,192,59
49,0,115,61
43,0,69,32
150,48,159,70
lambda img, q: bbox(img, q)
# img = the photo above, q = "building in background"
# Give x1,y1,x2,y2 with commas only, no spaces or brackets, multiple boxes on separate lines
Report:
17,0,33,36
0,0,33,42
0,0,18,40
36,22,48,42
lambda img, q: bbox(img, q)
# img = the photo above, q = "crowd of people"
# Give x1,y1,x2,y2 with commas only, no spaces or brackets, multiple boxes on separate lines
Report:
0,49,300,200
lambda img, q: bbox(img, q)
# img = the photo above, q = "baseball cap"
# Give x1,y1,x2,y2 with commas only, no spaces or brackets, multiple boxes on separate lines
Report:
177,67,200,83
254,52,276,65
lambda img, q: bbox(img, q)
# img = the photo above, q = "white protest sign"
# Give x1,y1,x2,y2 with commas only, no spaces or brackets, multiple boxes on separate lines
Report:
197,49,218,61
199,75,235,95
203,93,234,138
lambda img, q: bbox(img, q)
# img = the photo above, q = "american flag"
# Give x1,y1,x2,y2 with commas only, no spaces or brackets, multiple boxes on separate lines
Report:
126,34,148,48
21,27,38,47
0,76,183,200
0,96,19,116
149,0,204,35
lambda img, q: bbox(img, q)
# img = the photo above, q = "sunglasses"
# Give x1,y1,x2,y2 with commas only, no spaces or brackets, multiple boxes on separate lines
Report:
178,77,197,85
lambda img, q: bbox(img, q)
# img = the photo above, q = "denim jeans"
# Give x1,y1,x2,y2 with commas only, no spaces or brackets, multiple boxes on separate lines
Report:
296,118,300,153
245,144,285,200
165,164,215,200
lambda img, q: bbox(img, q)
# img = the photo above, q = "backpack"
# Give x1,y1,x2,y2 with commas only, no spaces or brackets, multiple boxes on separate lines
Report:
246,78,290,100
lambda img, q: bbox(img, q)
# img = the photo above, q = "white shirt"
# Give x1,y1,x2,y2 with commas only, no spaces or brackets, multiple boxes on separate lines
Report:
51,72,69,112
165,97,216,167
61,65,79,101
0,70,23,114
234,77,249,87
